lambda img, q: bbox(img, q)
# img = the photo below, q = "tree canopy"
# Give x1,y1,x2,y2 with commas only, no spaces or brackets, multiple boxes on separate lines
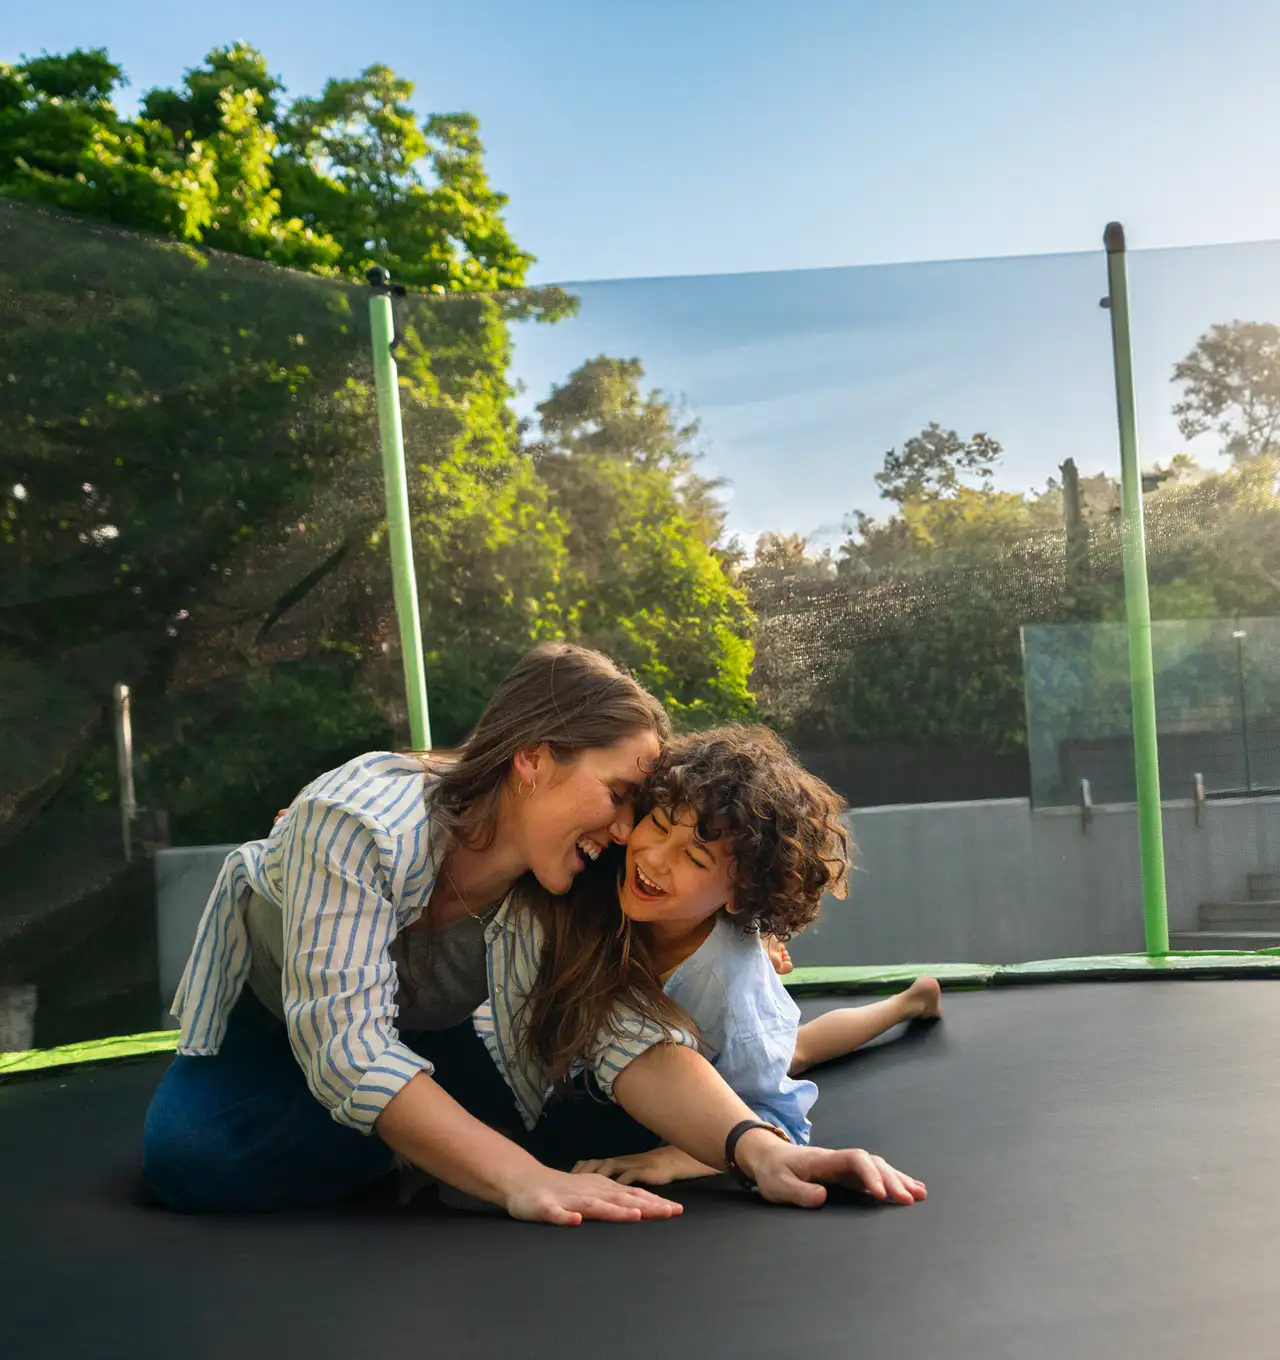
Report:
0,44,531,287
1172,320,1280,463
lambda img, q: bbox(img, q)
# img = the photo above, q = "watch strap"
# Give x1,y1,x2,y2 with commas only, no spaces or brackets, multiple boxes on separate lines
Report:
724,1118,790,1189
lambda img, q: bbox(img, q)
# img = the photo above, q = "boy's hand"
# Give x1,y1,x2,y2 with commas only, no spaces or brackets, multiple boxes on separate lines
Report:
572,1145,716,1187
738,1133,927,1208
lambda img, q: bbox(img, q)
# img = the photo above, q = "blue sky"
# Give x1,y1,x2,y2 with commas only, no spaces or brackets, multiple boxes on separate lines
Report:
507,239,1280,548
7,0,1280,282
9,2,1280,548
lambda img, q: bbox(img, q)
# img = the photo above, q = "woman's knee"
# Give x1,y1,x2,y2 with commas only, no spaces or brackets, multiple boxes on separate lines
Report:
142,1070,245,1212
141,1055,393,1213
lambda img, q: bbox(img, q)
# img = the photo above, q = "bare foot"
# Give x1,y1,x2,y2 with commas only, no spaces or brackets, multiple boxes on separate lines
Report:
765,936,793,976
903,976,942,1020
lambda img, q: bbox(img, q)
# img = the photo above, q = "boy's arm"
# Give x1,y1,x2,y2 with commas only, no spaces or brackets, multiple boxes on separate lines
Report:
574,1013,811,1185
611,1042,926,1207
573,1144,718,1186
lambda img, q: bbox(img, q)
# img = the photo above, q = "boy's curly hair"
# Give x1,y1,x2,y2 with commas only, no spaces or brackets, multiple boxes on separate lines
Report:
639,725,850,940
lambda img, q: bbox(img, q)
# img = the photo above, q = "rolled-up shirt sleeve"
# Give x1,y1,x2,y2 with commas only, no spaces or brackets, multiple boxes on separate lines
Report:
586,1009,699,1105
279,796,429,1133
481,899,697,1129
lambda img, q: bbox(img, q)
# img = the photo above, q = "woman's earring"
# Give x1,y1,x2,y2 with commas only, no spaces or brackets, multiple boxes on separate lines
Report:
519,777,536,799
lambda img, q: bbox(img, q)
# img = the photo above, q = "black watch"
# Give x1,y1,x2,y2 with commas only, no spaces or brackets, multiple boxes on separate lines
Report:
724,1119,791,1189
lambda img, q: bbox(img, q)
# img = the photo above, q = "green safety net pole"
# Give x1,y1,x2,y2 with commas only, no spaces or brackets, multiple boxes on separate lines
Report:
1102,223,1168,954
367,267,432,750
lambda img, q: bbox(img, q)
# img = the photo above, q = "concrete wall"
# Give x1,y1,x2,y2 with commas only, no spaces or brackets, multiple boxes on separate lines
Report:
155,844,236,1018
789,794,1280,967
154,796,1280,1000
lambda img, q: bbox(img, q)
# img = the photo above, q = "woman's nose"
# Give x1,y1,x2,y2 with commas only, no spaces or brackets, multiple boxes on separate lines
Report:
609,803,636,844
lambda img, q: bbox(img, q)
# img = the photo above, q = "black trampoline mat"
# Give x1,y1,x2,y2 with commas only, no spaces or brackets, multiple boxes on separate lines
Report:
3,982,1280,1359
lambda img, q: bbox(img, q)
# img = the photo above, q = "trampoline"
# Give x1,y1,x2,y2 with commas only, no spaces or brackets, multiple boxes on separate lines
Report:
4,976,1280,1359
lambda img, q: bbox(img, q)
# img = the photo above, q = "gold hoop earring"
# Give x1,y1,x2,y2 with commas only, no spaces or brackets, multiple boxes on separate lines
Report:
519,777,536,799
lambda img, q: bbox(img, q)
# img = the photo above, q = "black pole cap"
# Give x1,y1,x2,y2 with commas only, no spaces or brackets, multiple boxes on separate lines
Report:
367,265,391,288
1104,222,1126,254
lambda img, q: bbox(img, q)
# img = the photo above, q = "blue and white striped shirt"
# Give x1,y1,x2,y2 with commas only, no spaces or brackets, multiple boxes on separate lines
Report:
172,752,692,1136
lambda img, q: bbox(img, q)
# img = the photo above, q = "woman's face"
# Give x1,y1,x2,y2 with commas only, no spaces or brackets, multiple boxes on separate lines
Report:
618,805,736,935
515,731,662,895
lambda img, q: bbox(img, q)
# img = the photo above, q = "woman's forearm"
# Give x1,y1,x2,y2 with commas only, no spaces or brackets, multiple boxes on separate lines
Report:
610,1044,779,1175
375,1071,542,1207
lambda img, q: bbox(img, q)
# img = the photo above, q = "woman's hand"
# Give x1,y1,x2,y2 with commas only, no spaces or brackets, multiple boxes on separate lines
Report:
502,1166,684,1226
572,1145,716,1186
738,1132,927,1208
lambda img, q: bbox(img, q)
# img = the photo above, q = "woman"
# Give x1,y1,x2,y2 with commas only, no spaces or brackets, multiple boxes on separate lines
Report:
144,644,922,1223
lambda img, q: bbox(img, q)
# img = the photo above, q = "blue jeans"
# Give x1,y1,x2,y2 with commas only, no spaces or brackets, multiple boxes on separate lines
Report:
143,987,664,1214
142,988,522,1213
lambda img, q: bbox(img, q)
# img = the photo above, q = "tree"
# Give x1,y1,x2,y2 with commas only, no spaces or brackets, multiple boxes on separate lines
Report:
141,42,286,137
737,536,835,731
1173,321,1280,462
531,357,754,726
2,46,760,844
743,421,1083,756
0,48,338,269
0,46,531,288
750,533,832,574
275,66,533,291
0,45,554,843
873,422,1002,505
839,422,1054,578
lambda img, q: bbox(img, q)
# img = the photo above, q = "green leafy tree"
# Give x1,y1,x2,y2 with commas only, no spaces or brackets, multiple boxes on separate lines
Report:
531,357,754,726
753,403,1280,768
1173,321,1280,462
141,42,286,137
748,423,1070,754
275,66,532,290
0,45,553,843
0,47,338,267
738,535,835,731
2,45,759,845
873,422,1002,504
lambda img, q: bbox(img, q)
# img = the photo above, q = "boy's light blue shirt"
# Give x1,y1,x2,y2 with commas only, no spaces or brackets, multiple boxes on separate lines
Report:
663,915,817,1146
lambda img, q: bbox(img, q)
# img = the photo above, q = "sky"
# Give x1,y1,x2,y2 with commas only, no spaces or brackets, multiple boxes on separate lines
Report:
7,1,1280,547
505,238,1280,549
6,0,1280,283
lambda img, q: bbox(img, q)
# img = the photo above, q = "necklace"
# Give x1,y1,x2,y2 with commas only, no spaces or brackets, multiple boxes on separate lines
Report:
438,858,499,924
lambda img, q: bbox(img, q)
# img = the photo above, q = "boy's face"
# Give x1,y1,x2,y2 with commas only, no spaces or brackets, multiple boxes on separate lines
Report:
619,804,735,934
